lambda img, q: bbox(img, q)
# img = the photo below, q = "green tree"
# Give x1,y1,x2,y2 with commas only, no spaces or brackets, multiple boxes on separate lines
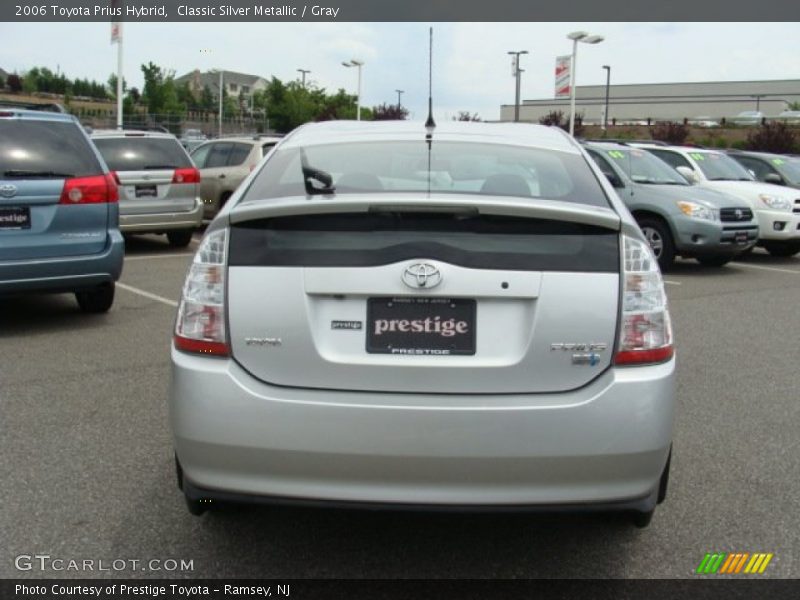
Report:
372,103,409,120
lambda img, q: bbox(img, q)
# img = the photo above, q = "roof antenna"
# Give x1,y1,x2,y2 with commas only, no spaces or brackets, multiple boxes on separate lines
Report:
425,26,436,138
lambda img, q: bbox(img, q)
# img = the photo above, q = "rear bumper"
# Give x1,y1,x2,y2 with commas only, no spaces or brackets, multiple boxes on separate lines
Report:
170,350,675,509
120,198,203,233
0,230,124,294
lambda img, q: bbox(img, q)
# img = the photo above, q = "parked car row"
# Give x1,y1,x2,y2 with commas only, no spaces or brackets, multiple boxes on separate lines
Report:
0,106,271,313
584,141,800,268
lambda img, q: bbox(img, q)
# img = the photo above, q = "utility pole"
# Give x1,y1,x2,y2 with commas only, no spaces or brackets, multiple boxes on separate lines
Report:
297,69,310,88
602,65,611,131
395,89,404,109
508,50,528,122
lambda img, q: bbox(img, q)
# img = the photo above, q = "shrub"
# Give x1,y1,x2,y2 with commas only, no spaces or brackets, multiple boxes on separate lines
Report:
746,122,797,154
538,110,583,137
651,121,689,145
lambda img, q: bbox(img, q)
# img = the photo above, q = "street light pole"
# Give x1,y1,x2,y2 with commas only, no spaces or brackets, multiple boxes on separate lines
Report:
566,31,604,136
602,65,611,131
342,60,364,120
297,69,310,88
218,70,224,137
508,50,528,122
395,89,404,109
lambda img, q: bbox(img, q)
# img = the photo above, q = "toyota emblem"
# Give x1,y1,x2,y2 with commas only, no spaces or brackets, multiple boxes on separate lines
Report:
0,184,17,198
735,209,743,219
402,263,442,289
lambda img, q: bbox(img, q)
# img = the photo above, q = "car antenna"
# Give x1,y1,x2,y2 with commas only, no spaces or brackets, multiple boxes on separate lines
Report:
425,26,435,196
425,26,436,139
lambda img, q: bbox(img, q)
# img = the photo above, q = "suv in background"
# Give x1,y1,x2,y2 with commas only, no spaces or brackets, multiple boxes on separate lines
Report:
179,129,208,152
91,130,203,247
635,144,800,257
584,142,757,269
727,150,800,190
190,135,281,219
0,108,123,312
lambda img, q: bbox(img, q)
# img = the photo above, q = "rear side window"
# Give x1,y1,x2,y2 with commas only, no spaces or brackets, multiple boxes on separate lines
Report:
205,143,233,168
92,136,192,171
243,141,611,208
0,119,102,178
227,143,252,166
229,212,619,272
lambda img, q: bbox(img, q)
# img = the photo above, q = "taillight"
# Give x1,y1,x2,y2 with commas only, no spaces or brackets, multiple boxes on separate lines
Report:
172,168,201,184
59,173,118,204
174,229,229,357
614,235,674,366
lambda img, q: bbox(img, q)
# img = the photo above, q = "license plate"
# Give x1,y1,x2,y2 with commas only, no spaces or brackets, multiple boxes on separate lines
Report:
366,297,476,356
135,185,158,198
0,206,31,230
735,231,748,244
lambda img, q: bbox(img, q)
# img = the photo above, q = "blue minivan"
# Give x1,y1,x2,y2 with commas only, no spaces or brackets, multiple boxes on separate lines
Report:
0,107,124,312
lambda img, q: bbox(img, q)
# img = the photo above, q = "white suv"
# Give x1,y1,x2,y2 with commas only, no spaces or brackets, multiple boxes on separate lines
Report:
635,144,800,256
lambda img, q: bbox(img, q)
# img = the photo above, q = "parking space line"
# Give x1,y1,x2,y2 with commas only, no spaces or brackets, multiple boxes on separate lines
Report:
664,280,681,286
116,282,178,307
125,253,193,261
733,263,800,275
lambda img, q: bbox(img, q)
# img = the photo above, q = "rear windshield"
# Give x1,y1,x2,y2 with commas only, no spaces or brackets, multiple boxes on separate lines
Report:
242,141,610,208
229,212,619,272
0,119,102,178
92,136,192,172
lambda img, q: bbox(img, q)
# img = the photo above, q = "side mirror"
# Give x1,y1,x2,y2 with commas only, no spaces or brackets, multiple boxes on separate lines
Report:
764,173,784,185
676,165,698,183
605,172,624,188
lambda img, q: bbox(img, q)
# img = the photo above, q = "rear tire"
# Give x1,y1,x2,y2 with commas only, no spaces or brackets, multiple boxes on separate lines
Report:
75,283,115,313
637,218,675,271
657,447,671,505
185,495,209,516
697,256,732,268
632,509,655,528
167,229,194,248
763,241,800,257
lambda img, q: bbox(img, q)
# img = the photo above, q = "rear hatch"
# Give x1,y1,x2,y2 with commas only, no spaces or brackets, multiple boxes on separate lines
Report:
0,115,109,260
92,134,197,215
226,198,622,394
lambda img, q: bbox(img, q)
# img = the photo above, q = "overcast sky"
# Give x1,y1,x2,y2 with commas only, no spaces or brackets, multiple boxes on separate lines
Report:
1,22,798,121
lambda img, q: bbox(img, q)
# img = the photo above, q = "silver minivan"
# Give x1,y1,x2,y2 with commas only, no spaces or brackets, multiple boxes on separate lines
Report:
91,130,203,247
169,121,675,527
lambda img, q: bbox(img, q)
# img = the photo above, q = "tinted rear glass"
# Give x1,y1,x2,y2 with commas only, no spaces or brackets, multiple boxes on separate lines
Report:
229,212,619,272
228,143,252,166
243,141,610,208
92,136,192,171
0,119,102,178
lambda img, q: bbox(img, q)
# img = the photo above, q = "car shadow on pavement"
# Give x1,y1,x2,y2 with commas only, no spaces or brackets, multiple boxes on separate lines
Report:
0,293,104,336
123,233,199,256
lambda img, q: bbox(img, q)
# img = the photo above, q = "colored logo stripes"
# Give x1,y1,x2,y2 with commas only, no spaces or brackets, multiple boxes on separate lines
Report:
696,552,774,574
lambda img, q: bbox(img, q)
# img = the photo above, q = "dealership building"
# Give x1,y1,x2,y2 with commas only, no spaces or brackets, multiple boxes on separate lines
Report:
499,79,800,124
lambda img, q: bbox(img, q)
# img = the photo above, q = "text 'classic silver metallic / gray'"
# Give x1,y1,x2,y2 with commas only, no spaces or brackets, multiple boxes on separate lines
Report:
169,121,676,527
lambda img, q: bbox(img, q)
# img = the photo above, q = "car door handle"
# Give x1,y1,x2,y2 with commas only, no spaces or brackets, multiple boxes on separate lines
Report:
218,174,226,179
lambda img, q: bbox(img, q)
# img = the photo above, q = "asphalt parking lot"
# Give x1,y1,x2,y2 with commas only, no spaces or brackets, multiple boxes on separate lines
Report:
1,235,799,579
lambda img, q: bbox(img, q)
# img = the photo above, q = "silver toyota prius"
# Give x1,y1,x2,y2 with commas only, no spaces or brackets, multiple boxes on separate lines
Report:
169,121,675,527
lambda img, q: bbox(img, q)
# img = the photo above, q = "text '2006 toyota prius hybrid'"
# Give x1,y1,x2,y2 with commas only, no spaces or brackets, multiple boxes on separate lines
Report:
169,121,675,527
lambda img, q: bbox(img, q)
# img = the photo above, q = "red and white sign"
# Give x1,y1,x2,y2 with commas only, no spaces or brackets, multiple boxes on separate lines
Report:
110,21,122,44
555,55,571,98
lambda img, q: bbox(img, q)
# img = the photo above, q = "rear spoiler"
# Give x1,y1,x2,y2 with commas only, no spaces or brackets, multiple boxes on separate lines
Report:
227,195,622,232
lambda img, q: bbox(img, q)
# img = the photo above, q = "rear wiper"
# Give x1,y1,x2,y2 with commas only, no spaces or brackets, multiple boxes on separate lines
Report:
143,165,178,170
300,150,335,195
3,169,74,178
